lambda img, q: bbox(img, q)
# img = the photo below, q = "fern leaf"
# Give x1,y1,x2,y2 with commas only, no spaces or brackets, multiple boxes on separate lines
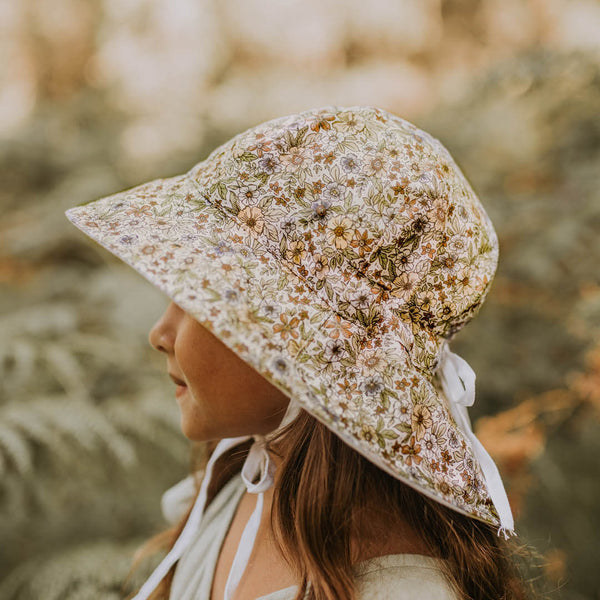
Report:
0,422,33,475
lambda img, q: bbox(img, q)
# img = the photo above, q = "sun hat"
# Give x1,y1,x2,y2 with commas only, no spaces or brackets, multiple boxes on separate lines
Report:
65,105,514,599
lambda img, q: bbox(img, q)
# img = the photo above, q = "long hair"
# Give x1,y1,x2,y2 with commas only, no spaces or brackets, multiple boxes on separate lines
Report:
124,410,542,600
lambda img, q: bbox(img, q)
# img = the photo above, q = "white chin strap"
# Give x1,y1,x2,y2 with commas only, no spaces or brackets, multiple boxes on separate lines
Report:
436,341,515,538
131,398,300,600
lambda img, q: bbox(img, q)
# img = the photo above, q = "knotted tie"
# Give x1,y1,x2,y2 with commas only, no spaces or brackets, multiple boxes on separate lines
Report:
436,341,515,538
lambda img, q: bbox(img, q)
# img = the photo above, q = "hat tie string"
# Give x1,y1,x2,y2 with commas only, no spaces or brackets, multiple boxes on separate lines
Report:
437,342,515,538
223,434,275,600
131,435,251,600
131,401,298,600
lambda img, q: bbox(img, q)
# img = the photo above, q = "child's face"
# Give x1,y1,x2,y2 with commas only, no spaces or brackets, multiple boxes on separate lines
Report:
148,301,290,441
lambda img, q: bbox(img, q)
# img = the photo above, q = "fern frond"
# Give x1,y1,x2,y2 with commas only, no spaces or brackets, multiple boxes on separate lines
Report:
35,396,138,468
0,395,139,482
42,342,88,398
0,422,33,475
1,338,36,386
0,537,155,600
104,393,186,464
67,332,133,363
2,401,75,465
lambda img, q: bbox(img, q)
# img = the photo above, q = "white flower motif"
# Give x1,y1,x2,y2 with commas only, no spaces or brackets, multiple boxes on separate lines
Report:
356,348,385,376
323,182,346,202
390,271,420,300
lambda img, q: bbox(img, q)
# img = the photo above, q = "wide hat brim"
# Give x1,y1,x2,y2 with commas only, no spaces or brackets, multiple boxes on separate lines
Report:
66,170,500,528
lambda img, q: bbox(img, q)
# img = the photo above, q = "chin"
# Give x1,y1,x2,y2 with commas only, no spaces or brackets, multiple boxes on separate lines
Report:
178,416,225,443
179,419,209,442
179,419,259,443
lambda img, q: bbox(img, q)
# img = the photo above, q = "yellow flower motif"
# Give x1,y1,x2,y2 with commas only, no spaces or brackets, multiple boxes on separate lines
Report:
412,405,432,440
325,215,354,250
359,423,378,444
312,254,329,279
237,206,265,236
286,240,306,265
333,111,364,132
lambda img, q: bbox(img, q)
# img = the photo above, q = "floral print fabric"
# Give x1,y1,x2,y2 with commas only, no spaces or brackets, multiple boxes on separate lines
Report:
65,106,501,526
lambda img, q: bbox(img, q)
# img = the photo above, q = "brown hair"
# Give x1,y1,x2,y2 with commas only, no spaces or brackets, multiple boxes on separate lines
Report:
124,411,542,600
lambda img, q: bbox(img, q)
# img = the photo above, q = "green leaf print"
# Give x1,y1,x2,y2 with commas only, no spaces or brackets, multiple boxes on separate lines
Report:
237,151,258,162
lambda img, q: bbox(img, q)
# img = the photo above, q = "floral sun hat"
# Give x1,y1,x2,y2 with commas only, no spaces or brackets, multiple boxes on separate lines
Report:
65,105,514,599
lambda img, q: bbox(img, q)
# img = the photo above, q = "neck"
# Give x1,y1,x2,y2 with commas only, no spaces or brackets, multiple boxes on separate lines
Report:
256,441,432,563
350,502,434,562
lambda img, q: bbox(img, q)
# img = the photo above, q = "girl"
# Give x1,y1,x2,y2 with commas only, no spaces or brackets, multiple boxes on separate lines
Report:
65,106,536,600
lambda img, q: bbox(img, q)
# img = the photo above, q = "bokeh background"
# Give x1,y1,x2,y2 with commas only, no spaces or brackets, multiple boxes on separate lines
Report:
1,0,599,598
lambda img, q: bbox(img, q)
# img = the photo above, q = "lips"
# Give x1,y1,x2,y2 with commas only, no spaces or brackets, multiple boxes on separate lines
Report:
169,373,187,387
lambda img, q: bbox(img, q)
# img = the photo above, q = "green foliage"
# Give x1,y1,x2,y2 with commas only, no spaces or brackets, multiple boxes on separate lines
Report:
0,538,161,600
0,260,189,585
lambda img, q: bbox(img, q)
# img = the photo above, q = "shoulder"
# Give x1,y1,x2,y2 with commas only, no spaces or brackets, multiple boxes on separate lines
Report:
354,554,459,600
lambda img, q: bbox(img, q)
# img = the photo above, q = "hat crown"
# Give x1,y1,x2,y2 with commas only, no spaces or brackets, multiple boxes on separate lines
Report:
190,106,498,372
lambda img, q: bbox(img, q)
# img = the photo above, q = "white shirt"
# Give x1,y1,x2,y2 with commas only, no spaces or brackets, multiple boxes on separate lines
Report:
165,473,459,600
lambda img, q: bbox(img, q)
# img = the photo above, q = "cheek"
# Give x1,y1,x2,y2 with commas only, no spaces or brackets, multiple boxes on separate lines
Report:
174,329,207,384
174,323,230,395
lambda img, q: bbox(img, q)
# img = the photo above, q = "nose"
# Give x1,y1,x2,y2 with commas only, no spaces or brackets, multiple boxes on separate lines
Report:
148,301,180,354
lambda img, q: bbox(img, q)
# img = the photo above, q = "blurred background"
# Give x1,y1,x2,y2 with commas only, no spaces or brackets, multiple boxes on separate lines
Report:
1,0,599,598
